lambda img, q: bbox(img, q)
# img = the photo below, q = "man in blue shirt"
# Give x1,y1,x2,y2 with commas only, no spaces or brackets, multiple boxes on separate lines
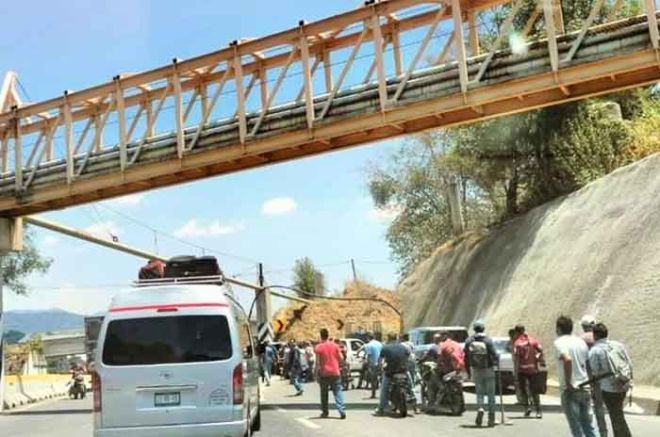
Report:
262,342,276,386
588,323,633,437
364,333,383,399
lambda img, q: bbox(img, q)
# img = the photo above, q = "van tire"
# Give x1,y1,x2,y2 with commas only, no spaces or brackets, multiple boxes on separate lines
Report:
251,407,261,432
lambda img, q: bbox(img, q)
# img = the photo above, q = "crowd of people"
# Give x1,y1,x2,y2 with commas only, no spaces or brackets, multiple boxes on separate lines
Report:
258,313,634,437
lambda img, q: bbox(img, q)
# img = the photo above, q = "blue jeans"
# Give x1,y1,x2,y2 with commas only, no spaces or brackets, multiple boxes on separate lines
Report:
263,360,272,385
291,368,303,393
379,374,391,411
561,389,600,437
379,374,415,410
319,376,345,414
472,367,496,414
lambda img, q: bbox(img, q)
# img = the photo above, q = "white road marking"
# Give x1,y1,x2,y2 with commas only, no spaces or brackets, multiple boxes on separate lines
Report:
295,417,321,429
275,407,287,414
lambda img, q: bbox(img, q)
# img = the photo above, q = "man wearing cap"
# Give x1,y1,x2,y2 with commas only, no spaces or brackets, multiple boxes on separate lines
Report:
464,320,499,427
582,315,608,437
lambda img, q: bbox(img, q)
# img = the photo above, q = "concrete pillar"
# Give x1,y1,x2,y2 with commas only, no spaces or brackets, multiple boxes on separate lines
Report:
0,216,23,411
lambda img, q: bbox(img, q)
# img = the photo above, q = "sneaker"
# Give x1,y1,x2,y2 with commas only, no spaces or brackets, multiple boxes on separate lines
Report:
320,412,329,418
295,391,304,396
524,408,532,418
476,409,484,427
339,412,346,420
536,409,543,419
373,408,385,417
487,413,496,428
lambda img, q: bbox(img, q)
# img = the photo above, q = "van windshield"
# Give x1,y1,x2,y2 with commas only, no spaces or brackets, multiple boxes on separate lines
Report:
102,315,232,366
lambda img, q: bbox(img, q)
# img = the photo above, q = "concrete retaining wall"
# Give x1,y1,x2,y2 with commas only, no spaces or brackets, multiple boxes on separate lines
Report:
1,374,83,410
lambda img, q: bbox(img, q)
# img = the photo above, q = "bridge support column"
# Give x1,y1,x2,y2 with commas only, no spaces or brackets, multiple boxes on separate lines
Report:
0,216,23,411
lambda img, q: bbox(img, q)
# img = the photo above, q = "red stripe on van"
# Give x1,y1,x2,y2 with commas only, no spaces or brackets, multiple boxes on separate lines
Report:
109,302,229,312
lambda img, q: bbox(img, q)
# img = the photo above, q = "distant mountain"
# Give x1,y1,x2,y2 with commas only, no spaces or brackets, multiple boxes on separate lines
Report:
2,309,85,335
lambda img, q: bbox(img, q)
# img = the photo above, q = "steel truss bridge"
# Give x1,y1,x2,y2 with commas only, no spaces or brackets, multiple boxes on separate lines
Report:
0,0,659,216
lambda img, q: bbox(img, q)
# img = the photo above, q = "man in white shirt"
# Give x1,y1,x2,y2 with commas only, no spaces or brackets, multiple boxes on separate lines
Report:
554,315,599,437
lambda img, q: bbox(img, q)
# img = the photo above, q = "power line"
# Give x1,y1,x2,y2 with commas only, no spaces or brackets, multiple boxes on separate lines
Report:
97,203,259,264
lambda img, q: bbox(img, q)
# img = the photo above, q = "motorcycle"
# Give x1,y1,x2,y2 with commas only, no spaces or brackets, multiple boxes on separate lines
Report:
387,372,410,418
68,373,87,400
420,361,465,416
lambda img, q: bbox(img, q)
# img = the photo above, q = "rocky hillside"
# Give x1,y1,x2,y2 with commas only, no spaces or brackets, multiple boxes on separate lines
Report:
399,153,660,386
273,281,400,341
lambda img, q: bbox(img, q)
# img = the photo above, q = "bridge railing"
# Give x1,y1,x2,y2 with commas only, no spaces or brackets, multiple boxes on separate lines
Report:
0,0,657,195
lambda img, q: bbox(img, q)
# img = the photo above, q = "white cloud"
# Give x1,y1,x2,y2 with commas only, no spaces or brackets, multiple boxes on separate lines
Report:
261,197,298,216
368,205,403,222
41,235,60,247
173,219,244,238
109,193,146,206
84,221,121,239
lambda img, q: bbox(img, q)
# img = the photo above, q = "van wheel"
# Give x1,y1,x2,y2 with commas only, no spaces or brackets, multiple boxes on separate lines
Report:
251,407,261,432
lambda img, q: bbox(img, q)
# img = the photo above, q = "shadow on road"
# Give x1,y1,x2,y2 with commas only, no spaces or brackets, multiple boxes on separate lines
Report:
264,402,564,414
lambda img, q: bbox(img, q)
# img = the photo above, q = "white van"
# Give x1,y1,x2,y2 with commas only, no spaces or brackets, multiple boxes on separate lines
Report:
93,284,260,437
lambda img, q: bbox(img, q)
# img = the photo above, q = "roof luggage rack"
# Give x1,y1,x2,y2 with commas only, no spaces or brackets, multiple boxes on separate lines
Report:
133,275,226,287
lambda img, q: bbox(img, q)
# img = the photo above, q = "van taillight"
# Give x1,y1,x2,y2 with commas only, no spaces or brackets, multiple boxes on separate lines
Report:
92,371,102,412
232,363,244,405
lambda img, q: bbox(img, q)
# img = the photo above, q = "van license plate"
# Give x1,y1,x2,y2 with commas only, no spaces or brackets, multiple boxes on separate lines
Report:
154,392,180,407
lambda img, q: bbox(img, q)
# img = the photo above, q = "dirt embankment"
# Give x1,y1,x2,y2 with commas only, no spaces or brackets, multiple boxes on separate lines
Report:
399,153,660,386
273,281,401,341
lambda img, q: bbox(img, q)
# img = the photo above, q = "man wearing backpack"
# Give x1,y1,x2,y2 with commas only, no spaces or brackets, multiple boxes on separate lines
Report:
588,323,633,437
464,320,499,427
513,324,545,418
582,315,608,437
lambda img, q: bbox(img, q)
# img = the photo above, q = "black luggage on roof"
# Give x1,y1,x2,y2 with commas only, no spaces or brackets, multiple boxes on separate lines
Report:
164,255,222,278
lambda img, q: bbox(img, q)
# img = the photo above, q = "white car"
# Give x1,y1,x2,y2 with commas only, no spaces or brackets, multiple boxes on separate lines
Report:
340,338,365,372
93,284,260,437
491,337,516,392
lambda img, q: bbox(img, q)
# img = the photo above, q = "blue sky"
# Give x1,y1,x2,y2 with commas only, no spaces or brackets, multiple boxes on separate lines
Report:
1,0,405,315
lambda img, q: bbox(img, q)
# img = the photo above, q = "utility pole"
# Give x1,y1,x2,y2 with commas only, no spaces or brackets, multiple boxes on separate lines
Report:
350,259,358,283
255,263,272,342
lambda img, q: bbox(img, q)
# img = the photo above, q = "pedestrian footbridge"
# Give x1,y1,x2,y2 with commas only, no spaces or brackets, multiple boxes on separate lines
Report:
0,0,659,215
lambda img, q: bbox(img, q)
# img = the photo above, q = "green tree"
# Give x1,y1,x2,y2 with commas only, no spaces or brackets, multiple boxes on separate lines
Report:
368,133,496,275
1,226,52,295
292,257,326,297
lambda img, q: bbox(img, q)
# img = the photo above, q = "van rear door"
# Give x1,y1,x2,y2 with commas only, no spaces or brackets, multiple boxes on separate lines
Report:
98,312,238,428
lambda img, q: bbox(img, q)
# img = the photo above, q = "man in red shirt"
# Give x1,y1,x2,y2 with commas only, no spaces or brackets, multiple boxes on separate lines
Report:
314,329,346,419
513,325,545,418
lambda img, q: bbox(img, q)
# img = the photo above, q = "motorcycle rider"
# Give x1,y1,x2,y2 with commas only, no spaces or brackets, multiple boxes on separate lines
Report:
425,331,465,411
68,362,87,399
464,320,498,427
374,333,414,416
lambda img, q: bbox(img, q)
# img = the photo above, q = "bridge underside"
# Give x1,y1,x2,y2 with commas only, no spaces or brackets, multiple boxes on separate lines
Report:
0,3,659,216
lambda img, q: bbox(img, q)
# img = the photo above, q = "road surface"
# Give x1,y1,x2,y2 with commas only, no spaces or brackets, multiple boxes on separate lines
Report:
2,379,659,436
